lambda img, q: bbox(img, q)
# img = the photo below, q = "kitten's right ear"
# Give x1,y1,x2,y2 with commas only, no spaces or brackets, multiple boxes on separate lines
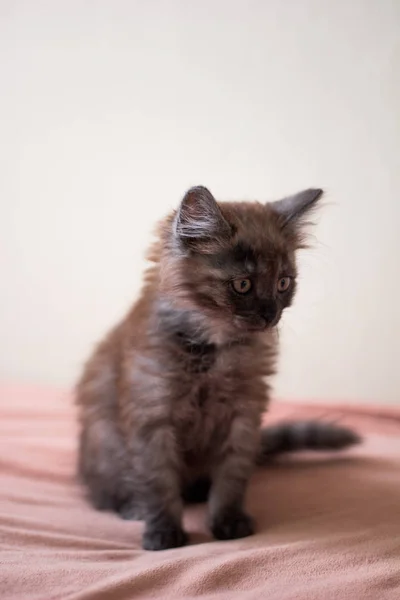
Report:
269,188,324,226
174,186,232,249
269,188,324,248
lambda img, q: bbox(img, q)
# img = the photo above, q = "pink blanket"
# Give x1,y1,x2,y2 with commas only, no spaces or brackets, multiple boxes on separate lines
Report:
1,384,400,599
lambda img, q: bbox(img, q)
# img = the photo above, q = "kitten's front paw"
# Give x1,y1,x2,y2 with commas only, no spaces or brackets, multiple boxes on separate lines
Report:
211,508,255,540
143,522,188,551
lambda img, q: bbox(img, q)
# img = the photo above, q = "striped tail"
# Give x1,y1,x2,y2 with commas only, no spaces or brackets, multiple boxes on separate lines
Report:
257,420,361,464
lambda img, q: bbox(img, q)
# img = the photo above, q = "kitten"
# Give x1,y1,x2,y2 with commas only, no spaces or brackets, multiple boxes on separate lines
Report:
76,186,359,551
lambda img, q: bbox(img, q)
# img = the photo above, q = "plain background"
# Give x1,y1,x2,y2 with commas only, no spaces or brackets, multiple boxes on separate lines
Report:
1,1,399,404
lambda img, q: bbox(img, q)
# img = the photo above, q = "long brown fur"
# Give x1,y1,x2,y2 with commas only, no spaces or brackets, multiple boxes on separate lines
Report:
76,186,360,550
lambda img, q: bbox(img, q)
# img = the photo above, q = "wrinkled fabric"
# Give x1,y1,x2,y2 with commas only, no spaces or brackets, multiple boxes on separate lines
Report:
1,384,399,600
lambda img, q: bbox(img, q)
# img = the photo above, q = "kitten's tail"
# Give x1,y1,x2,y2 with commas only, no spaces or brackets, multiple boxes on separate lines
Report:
257,420,361,464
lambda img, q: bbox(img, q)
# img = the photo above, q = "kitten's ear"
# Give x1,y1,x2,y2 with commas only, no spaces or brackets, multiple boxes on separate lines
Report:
174,186,232,249
270,188,324,226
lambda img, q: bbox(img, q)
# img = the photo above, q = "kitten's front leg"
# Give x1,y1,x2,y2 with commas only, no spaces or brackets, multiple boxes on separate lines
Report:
208,416,259,540
133,427,187,551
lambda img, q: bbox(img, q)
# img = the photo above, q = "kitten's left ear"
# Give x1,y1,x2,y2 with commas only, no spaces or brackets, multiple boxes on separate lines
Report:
269,188,324,226
174,186,232,250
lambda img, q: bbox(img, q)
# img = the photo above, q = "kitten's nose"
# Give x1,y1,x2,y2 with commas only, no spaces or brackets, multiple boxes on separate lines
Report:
260,301,277,325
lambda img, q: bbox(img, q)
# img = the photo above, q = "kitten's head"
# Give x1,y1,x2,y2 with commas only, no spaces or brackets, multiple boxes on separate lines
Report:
159,185,323,337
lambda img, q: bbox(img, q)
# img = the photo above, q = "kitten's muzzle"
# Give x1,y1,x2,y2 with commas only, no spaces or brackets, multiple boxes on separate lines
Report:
259,300,278,325
234,315,269,332
234,303,279,331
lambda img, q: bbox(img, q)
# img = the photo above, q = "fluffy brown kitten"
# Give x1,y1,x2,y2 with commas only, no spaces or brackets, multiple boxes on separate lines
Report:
76,186,359,551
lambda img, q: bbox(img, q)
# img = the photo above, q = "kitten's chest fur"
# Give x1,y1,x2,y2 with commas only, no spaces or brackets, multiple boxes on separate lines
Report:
166,326,274,466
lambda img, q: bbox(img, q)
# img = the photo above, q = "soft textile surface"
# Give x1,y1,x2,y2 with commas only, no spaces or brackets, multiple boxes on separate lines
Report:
1,385,400,600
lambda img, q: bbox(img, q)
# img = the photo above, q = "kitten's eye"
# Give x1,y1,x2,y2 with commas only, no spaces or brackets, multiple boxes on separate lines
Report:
232,278,252,294
277,277,292,293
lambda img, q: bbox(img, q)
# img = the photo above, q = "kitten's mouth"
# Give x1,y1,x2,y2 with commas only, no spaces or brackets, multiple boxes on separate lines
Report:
234,315,269,332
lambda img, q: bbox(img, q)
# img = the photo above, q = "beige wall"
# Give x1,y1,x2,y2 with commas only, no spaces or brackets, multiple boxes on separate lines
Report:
1,1,399,404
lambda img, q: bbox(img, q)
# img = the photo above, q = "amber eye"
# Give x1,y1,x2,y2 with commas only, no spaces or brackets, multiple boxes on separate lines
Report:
232,278,252,294
277,277,292,293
